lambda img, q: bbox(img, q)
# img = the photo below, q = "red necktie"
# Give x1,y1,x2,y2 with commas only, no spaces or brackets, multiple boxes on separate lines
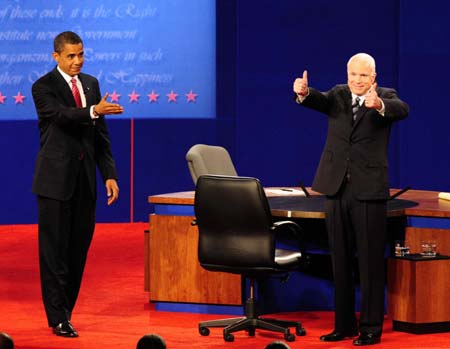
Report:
71,77,82,108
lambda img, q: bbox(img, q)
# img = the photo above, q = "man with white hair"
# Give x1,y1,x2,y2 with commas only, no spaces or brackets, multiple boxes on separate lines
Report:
293,53,409,346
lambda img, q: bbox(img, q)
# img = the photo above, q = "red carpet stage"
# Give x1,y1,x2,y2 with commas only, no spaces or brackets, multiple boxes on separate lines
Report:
1,223,449,348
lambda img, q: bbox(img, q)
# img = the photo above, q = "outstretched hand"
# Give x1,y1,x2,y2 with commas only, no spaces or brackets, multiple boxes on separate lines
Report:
94,93,124,115
364,82,382,110
293,70,309,96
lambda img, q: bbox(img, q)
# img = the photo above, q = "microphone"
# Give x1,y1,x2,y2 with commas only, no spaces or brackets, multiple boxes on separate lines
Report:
390,186,411,200
298,180,310,197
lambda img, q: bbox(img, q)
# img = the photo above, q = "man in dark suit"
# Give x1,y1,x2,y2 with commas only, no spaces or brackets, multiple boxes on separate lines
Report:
31,31,124,337
293,53,409,346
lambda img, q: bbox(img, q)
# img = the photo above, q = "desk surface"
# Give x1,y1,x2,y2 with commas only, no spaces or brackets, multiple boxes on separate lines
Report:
149,188,450,219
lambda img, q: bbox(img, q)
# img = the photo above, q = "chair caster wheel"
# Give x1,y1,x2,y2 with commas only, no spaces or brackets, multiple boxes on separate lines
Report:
199,327,210,336
224,332,234,342
296,327,306,336
284,332,295,342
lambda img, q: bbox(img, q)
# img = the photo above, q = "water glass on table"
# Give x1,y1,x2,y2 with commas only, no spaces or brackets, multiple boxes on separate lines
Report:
394,240,410,257
420,240,437,257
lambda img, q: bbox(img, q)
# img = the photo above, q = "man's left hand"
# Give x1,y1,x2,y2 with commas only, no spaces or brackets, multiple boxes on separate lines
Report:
105,179,119,205
365,82,382,110
95,93,124,116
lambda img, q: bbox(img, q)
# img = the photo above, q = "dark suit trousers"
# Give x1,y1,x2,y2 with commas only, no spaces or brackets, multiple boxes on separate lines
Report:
37,165,96,327
325,179,387,335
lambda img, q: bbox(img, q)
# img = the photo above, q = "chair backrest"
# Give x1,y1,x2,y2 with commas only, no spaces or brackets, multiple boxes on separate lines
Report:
194,175,276,273
186,144,238,185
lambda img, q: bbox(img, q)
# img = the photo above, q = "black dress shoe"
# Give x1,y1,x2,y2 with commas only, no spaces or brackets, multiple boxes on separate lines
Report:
52,320,79,337
353,333,381,346
320,329,358,342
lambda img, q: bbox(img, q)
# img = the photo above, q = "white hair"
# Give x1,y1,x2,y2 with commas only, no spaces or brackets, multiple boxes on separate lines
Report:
347,53,376,73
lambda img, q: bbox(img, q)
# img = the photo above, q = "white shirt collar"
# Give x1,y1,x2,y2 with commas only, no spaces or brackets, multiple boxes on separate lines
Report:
56,66,86,107
352,93,365,106
57,66,79,85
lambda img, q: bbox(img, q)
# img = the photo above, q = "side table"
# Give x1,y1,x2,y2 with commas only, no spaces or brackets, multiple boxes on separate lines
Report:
387,254,450,334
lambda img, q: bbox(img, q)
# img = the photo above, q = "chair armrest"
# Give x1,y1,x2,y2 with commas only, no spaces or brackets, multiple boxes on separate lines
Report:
272,221,304,246
272,220,310,268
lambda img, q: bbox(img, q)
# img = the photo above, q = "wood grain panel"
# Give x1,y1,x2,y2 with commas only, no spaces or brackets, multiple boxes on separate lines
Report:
148,214,242,305
388,258,450,323
414,261,450,322
405,227,450,255
388,258,416,322
144,229,149,292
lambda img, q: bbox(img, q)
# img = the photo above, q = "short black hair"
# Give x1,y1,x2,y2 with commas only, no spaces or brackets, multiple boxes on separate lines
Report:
53,31,83,53
136,334,166,349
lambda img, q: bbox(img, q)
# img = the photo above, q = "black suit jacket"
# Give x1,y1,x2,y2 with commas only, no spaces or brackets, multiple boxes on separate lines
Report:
298,84,409,200
32,67,117,201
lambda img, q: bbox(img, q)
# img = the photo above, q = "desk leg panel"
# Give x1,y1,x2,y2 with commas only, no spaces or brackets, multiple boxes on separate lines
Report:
388,258,450,324
148,214,242,305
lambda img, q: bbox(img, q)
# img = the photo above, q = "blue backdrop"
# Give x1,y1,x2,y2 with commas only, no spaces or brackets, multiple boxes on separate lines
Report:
0,0,448,224
0,0,215,120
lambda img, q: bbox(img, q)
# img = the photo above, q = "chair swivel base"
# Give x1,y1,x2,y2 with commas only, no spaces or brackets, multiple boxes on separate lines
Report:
199,316,305,342
198,299,306,342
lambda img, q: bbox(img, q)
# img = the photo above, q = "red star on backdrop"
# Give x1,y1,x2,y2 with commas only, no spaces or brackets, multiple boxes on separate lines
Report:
185,90,198,103
147,90,159,103
109,90,121,103
13,91,25,104
166,90,178,103
0,92,6,104
128,90,140,103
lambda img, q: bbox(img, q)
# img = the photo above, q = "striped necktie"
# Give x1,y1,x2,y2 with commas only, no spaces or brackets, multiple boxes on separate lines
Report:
352,96,360,122
71,77,82,108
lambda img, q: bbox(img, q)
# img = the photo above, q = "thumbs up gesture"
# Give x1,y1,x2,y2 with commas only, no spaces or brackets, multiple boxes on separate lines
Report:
364,82,382,110
293,70,309,97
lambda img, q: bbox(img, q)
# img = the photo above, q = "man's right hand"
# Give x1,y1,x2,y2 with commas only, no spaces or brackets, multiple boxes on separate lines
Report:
94,93,124,115
293,70,309,97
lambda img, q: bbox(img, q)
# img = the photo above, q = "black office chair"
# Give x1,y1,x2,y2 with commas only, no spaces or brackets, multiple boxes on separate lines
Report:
193,175,307,342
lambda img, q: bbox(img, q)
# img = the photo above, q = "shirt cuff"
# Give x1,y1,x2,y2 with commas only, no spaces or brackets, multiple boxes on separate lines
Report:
90,105,100,119
296,89,310,104
377,99,385,116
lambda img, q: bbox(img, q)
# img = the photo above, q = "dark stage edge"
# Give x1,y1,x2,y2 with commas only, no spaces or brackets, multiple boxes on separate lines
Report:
393,320,450,334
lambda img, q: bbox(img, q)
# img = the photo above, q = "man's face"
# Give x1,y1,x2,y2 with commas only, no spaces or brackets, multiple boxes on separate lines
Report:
52,43,84,77
347,59,376,96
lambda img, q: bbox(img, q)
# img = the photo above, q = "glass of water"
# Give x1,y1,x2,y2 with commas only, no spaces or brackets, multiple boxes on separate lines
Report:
394,240,410,257
420,240,437,257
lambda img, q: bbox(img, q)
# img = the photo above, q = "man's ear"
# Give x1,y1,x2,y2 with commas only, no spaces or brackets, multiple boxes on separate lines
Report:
52,52,59,63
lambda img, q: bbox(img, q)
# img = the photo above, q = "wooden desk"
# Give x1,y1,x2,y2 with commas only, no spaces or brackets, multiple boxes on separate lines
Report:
147,188,450,330
149,188,450,218
146,188,326,306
